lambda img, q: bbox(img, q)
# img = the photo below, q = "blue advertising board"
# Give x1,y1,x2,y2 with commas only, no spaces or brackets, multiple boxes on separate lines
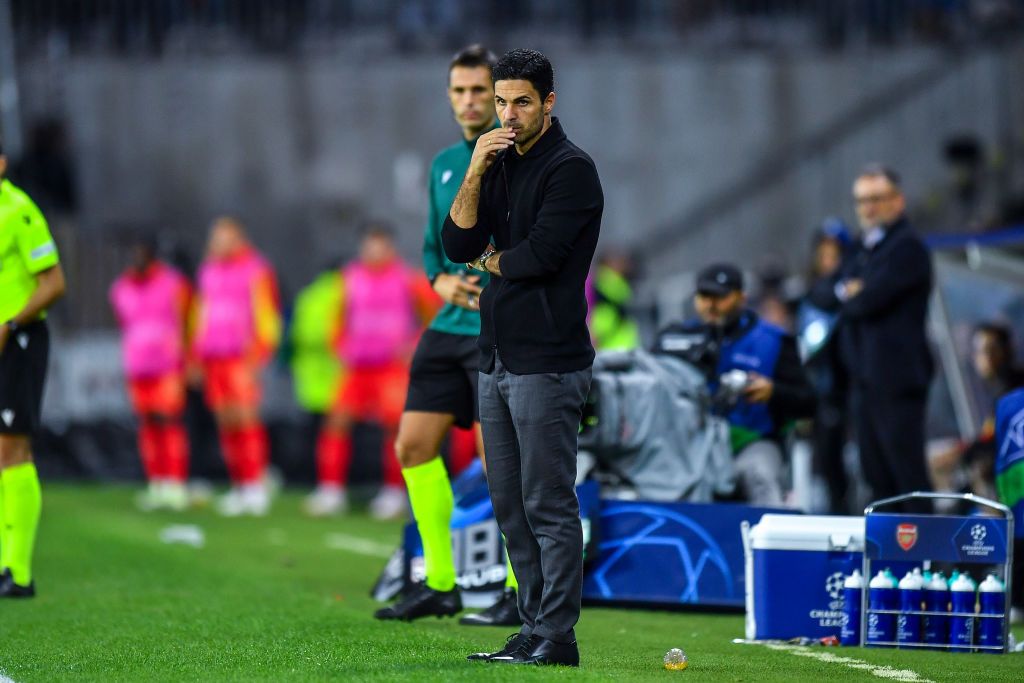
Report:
582,500,794,608
373,460,795,610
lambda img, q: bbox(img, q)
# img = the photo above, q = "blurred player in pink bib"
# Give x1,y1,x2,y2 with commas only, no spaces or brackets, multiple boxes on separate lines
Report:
110,237,192,511
308,224,439,519
193,217,282,516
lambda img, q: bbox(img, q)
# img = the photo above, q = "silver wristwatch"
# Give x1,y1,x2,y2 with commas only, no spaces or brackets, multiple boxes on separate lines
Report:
476,249,496,271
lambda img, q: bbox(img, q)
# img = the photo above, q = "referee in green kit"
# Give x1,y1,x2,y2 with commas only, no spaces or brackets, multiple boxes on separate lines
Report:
0,138,67,597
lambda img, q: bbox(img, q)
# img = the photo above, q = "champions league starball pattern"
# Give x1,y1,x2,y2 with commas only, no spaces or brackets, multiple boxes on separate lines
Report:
825,572,845,601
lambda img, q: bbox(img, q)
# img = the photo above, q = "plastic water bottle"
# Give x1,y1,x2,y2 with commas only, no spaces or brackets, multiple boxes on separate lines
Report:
923,571,949,649
977,574,1005,653
867,570,897,647
897,570,924,647
949,573,976,653
841,569,864,646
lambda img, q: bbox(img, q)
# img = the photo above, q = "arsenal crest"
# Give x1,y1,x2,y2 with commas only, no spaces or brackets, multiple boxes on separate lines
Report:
896,523,918,551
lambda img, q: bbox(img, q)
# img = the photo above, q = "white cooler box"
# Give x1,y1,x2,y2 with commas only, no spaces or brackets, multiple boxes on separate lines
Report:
742,514,864,641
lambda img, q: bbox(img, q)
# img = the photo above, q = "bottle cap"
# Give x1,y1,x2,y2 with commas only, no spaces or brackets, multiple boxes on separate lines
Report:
979,574,1005,593
870,570,895,589
899,571,923,589
950,574,975,592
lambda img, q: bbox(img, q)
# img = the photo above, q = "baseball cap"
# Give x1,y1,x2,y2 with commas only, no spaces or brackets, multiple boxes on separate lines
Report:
696,263,744,296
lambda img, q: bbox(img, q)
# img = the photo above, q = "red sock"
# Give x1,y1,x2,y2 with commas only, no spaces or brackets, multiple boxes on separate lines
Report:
139,421,162,481
236,424,268,485
162,422,190,483
381,430,404,489
218,428,242,483
448,427,477,477
317,429,352,487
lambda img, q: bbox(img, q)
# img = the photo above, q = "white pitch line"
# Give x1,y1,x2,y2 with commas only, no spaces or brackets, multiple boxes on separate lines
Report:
0,671,17,683
323,533,395,559
738,641,935,683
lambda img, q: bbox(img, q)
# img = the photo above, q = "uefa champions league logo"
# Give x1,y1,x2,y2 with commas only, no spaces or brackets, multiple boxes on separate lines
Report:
826,572,845,601
1000,406,1024,458
958,520,997,558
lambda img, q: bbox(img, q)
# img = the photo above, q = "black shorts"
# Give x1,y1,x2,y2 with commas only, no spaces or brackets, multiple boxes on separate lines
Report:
404,329,479,429
0,320,50,435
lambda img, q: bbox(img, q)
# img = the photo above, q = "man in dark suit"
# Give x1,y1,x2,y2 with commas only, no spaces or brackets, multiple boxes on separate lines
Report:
836,165,934,512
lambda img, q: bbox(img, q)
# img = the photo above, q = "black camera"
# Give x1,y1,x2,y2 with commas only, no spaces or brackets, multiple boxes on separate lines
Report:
653,327,721,380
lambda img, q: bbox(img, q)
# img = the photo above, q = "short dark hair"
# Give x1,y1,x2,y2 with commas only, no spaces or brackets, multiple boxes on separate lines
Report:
449,44,497,75
361,220,395,241
492,49,554,100
858,163,902,190
973,322,1014,354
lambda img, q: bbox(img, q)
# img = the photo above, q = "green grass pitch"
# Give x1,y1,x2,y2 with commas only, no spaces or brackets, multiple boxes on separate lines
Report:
1,484,1022,681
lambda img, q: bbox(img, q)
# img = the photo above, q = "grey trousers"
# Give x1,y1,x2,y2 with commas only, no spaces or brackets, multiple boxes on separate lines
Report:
479,356,592,643
734,439,784,506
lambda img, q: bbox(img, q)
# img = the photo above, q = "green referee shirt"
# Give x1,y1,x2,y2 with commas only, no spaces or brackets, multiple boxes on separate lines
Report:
422,124,497,337
0,180,60,322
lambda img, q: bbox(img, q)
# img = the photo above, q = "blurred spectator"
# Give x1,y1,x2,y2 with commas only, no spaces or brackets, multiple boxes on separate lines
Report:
653,263,816,506
192,217,282,517
929,323,1024,500
921,135,1002,233
836,165,934,513
797,218,854,514
287,262,346,491
751,257,796,332
110,236,193,512
309,224,440,519
588,248,641,351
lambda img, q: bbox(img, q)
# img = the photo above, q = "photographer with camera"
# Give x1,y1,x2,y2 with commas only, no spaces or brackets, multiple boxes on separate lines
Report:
653,264,816,506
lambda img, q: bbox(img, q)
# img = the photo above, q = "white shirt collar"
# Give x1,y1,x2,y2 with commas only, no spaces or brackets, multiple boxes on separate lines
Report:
863,226,886,250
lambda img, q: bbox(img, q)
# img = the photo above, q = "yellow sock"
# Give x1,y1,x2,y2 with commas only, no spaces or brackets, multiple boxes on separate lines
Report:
402,457,455,592
0,475,7,571
2,462,42,585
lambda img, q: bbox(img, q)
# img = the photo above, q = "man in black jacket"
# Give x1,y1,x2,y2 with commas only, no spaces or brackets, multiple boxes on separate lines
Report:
837,165,934,512
442,49,601,667
653,264,817,505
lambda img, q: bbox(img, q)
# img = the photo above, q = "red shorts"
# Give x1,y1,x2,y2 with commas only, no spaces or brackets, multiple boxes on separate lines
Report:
128,373,186,416
202,357,262,411
331,362,409,427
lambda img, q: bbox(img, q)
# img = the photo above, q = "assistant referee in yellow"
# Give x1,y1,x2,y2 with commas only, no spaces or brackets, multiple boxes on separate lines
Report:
0,139,66,597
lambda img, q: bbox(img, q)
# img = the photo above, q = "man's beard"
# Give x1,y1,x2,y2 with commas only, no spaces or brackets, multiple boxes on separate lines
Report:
512,116,542,148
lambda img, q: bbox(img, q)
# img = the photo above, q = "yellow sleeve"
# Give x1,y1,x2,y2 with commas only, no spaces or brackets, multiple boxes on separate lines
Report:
251,266,283,361
15,197,60,274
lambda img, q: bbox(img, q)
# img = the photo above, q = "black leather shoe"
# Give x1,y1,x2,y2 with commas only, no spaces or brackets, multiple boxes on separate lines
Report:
467,632,527,662
509,635,579,666
373,582,461,621
0,568,35,598
459,588,522,626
